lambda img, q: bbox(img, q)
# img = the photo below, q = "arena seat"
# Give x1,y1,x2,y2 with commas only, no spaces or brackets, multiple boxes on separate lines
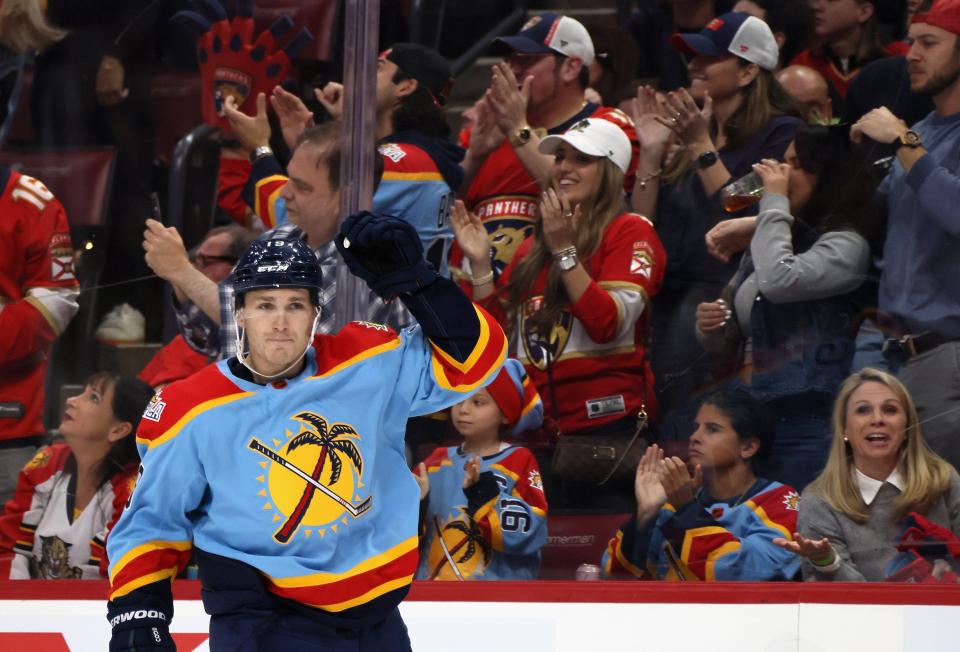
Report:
150,71,204,165
539,511,629,579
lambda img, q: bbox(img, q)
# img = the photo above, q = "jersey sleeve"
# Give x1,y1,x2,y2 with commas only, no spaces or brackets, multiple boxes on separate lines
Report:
0,446,63,578
106,390,207,617
217,157,254,225
470,449,547,556
570,214,665,343
658,486,801,581
243,155,288,230
373,143,455,274
395,277,508,415
94,466,139,577
0,174,79,365
602,513,664,580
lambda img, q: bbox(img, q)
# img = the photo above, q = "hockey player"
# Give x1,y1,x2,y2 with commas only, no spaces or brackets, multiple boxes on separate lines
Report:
106,213,507,650
0,165,79,504
603,388,801,581
415,359,547,581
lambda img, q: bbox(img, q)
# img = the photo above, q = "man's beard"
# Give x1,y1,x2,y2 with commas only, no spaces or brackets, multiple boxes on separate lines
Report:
914,60,960,97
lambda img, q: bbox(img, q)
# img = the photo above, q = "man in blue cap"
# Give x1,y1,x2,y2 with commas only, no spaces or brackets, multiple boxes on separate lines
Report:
456,13,639,279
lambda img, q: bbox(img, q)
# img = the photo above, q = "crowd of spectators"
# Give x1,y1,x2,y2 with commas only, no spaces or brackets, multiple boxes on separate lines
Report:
1,0,960,590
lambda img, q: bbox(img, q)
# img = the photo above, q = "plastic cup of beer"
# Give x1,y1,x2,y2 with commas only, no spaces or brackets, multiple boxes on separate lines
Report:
721,170,764,213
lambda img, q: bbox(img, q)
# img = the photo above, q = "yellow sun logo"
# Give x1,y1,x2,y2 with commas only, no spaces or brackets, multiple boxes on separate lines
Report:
249,411,370,544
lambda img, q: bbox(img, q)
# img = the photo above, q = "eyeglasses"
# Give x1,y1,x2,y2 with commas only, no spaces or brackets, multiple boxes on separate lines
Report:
193,253,237,268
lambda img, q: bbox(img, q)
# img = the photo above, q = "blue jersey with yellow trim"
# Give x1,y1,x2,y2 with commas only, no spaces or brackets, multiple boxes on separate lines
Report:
247,142,456,276
602,478,801,581
107,309,506,620
416,444,547,581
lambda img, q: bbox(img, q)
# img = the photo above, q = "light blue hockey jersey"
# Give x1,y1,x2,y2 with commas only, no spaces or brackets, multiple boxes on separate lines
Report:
108,316,506,614
416,444,547,581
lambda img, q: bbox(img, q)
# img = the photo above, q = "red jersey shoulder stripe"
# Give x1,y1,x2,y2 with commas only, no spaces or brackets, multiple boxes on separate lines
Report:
310,322,401,379
135,365,253,449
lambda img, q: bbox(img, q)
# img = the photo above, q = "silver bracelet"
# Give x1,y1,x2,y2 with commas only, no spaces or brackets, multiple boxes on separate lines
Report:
551,245,577,260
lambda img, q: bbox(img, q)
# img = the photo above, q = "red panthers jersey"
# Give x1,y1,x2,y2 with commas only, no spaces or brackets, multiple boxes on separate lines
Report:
485,212,665,434
456,104,639,278
0,443,137,579
0,168,78,442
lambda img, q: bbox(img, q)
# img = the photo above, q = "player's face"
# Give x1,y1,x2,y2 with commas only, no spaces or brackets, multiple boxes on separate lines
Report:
687,54,746,103
906,24,960,96
843,381,908,471
452,388,507,440
60,380,121,446
238,288,318,377
281,144,340,244
552,142,601,207
688,404,751,473
811,0,870,39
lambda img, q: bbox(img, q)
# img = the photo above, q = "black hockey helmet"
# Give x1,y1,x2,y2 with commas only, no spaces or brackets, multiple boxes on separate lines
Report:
233,238,321,308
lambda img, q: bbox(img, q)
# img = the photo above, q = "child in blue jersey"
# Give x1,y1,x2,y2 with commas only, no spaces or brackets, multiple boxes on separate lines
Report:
604,388,802,581
415,359,548,580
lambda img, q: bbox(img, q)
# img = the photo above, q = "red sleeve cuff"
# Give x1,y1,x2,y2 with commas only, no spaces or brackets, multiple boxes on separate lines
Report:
571,280,620,343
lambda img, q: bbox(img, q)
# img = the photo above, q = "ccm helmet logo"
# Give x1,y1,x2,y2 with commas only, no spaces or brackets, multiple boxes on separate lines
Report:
257,262,290,272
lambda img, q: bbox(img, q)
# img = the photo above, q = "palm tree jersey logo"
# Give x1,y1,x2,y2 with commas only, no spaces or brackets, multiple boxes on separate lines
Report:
248,411,371,544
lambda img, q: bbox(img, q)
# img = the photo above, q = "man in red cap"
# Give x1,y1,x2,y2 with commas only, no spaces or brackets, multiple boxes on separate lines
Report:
851,0,960,470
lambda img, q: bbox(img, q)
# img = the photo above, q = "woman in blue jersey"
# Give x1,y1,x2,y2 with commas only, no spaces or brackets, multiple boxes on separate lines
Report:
604,388,801,580
414,359,547,581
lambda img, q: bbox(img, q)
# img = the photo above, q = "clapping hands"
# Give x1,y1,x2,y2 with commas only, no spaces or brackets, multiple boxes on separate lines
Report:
634,444,703,525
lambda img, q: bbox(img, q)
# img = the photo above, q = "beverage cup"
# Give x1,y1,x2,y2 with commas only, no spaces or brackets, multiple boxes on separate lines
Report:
721,170,764,213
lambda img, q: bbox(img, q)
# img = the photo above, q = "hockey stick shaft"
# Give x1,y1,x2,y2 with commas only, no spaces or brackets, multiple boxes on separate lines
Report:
248,439,371,517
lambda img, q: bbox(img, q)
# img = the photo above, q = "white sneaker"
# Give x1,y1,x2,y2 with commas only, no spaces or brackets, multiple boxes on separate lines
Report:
95,303,146,344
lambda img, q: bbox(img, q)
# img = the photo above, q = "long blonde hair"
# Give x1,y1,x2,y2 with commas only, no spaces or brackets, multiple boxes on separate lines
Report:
503,157,627,336
0,0,67,53
807,368,953,524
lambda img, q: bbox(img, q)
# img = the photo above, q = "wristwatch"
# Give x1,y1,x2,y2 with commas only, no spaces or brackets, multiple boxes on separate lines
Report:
893,130,922,151
509,125,533,149
556,250,578,272
696,150,719,170
250,145,274,163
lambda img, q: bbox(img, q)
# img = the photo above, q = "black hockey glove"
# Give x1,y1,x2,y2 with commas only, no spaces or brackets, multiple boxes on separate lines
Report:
336,211,438,300
108,605,175,651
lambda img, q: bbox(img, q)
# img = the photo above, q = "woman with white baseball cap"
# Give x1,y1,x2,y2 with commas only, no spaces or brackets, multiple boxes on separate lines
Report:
452,117,666,509
629,12,805,428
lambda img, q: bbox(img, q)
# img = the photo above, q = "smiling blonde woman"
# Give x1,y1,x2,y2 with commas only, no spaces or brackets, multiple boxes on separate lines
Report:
774,368,960,581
